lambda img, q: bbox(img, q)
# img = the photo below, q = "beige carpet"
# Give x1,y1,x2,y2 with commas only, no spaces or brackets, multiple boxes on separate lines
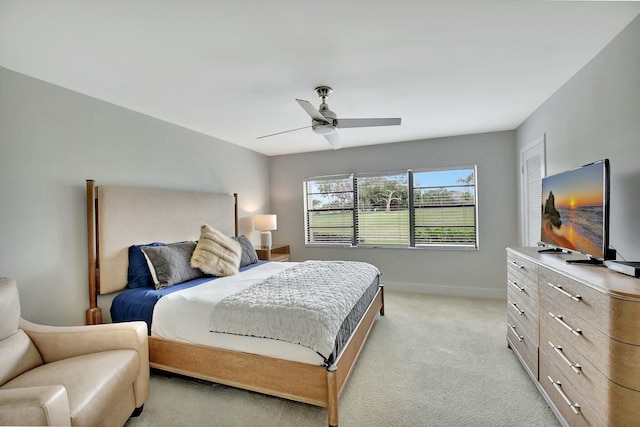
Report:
125,291,559,427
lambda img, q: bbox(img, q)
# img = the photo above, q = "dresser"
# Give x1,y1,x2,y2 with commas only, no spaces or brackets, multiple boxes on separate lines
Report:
506,247,640,426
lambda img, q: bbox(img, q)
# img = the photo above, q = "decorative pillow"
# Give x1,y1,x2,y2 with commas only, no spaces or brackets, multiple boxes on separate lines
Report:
190,224,242,276
127,242,165,288
141,241,203,289
232,235,259,267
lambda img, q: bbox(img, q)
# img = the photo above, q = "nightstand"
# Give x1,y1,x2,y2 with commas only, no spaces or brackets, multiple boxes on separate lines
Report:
255,244,290,262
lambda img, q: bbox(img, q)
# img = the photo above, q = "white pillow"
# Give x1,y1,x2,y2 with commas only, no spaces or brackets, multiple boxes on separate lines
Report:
190,224,242,276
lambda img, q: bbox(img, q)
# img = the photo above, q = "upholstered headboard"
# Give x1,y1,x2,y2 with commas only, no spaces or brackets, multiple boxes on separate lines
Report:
86,180,237,324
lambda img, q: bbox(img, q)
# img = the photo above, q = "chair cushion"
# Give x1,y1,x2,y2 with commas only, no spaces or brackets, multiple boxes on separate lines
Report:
0,330,43,386
1,349,139,427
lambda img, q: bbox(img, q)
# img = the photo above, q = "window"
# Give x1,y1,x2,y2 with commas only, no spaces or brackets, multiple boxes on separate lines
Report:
303,175,354,245
304,166,478,249
413,168,477,247
356,171,409,247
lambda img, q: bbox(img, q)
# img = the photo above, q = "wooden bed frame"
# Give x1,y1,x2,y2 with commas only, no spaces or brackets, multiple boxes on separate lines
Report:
84,180,384,426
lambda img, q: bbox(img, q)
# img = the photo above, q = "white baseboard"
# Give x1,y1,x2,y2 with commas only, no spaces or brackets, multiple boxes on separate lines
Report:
382,281,506,300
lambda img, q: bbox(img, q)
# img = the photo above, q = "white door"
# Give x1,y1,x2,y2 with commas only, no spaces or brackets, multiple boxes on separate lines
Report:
521,135,546,246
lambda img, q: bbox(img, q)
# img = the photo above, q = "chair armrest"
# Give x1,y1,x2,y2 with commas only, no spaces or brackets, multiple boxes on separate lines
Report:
20,319,148,363
0,385,71,426
19,319,149,407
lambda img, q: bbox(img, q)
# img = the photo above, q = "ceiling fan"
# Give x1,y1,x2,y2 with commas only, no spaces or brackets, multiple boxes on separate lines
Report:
257,86,401,149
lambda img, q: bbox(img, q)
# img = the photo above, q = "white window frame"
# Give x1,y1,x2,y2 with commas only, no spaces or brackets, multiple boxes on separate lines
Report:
303,174,355,246
355,170,410,248
412,165,479,249
303,165,478,250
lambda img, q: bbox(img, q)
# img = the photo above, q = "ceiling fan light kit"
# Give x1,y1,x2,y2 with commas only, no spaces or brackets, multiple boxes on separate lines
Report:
312,120,336,135
258,85,401,150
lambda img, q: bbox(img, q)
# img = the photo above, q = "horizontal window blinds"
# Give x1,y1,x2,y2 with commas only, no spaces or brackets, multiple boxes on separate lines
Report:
356,172,409,246
303,166,478,249
304,175,354,245
413,168,477,247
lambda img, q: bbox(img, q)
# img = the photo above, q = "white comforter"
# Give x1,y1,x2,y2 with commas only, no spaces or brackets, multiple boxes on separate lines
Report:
210,260,380,359
151,262,327,365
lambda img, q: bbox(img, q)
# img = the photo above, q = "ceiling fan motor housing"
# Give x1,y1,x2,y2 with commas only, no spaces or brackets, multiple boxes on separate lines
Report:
313,86,337,135
318,104,336,120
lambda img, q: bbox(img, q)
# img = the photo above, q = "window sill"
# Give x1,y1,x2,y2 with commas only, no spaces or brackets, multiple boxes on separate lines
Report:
305,244,478,251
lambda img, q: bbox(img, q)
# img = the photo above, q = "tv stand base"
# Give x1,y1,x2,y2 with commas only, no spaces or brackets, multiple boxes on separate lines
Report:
566,257,604,265
538,247,567,254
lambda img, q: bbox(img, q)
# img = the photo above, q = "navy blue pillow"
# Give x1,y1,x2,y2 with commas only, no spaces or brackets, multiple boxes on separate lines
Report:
127,242,165,288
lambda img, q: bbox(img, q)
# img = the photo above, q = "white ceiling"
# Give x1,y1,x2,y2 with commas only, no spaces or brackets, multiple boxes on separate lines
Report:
1,1,639,156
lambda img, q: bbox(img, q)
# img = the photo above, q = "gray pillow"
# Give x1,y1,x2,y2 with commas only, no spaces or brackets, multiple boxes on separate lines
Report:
142,241,204,289
233,235,259,267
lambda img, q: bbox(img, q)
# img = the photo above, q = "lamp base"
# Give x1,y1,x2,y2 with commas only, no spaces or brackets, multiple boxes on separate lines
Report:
260,231,272,249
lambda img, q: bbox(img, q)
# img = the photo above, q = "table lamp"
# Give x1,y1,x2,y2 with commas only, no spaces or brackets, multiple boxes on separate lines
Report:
255,214,277,249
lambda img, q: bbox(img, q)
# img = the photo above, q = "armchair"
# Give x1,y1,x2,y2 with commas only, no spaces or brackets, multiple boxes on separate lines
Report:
0,278,149,426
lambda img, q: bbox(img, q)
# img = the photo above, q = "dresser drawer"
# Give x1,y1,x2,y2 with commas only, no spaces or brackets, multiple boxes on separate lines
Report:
541,324,605,411
542,325,640,424
540,292,609,374
507,286,539,341
540,267,640,344
541,305,640,393
507,251,539,303
540,353,604,427
507,313,538,379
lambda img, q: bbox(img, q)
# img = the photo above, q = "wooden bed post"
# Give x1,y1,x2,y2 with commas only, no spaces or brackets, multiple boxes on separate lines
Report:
233,193,238,237
86,179,102,325
327,365,339,427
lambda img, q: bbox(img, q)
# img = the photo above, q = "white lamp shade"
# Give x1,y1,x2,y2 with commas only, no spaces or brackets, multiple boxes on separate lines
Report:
255,214,277,231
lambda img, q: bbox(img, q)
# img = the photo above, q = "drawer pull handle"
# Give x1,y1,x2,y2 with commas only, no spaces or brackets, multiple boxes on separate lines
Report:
549,312,582,336
507,322,523,342
508,280,525,292
547,376,581,414
548,341,582,374
509,260,524,269
508,300,524,316
546,282,582,302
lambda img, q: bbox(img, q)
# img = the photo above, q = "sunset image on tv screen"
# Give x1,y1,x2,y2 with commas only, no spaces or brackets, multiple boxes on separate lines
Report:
540,161,606,258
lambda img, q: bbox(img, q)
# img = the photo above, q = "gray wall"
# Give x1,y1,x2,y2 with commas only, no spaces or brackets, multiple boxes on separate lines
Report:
516,14,640,261
3,13,637,326
0,67,270,326
270,131,518,298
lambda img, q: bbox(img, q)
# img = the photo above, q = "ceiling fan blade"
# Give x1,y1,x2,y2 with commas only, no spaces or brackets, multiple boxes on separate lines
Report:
256,125,311,139
296,99,332,123
324,132,343,150
335,118,401,128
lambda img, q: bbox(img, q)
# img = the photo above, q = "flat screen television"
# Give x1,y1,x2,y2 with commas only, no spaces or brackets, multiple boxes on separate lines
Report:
540,159,610,263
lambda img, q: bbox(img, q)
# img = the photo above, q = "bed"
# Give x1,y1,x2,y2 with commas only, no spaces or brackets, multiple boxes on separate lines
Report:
84,180,384,426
